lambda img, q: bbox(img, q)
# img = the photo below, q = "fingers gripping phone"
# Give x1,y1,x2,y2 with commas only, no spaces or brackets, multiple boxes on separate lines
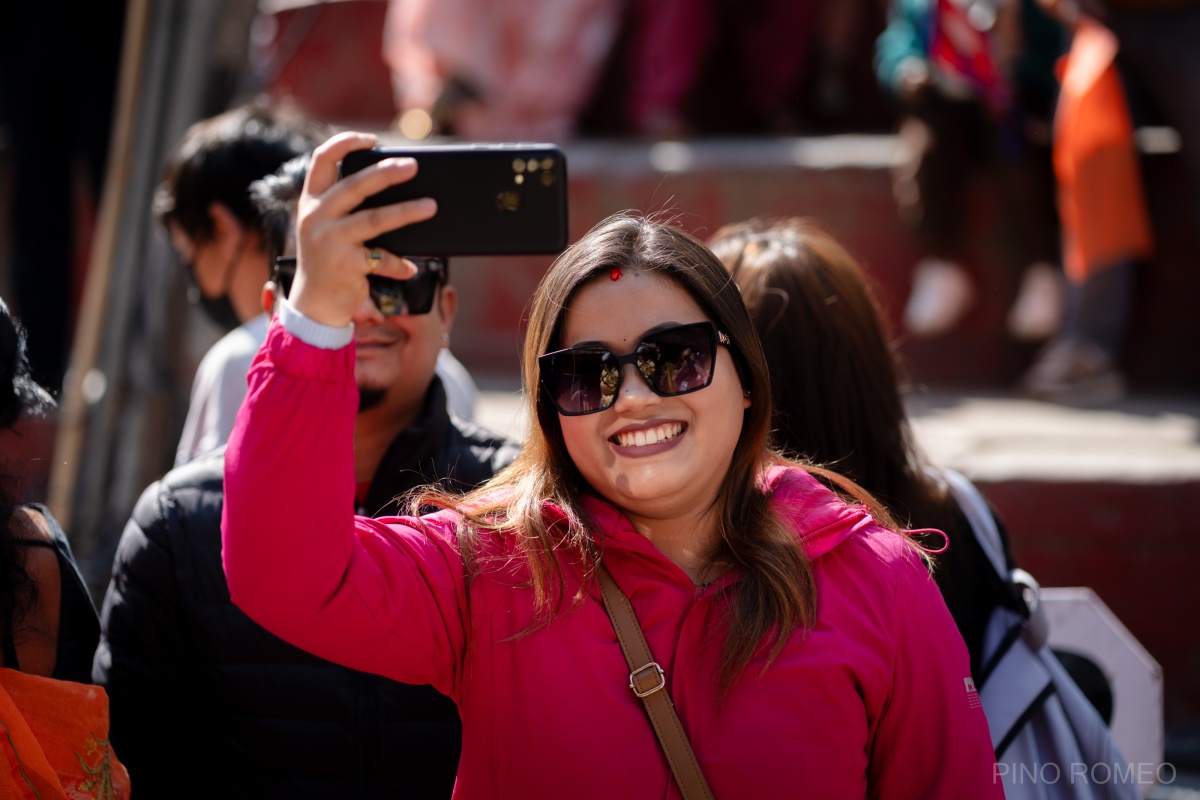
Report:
339,144,569,257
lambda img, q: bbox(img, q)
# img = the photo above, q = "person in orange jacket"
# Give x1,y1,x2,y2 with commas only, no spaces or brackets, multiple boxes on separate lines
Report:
1020,0,1182,402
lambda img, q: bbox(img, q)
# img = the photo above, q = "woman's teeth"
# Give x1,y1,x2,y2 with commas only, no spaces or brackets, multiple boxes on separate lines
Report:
615,423,684,447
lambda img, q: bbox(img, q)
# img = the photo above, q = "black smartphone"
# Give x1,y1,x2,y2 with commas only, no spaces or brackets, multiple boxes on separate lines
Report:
338,144,569,257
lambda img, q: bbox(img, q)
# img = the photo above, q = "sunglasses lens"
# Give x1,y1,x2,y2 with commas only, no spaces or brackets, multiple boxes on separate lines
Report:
540,322,720,416
542,348,617,415
638,324,715,396
366,258,442,316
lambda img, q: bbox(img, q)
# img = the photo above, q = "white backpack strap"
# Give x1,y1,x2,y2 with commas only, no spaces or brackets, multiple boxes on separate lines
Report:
978,607,1054,754
937,467,1050,652
937,467,1008,579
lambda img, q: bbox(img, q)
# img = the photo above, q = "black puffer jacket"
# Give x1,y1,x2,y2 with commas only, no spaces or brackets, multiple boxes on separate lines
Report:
93,379,519,799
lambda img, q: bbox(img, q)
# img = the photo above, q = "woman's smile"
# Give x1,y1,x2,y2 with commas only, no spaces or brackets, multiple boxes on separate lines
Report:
610,420,687,451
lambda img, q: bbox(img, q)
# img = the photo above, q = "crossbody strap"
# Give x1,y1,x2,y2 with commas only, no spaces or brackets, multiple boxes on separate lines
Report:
596,564,716,800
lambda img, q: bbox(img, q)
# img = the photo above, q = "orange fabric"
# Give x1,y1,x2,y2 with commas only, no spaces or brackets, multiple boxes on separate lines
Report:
0,669,130,800
1053,18,1154,284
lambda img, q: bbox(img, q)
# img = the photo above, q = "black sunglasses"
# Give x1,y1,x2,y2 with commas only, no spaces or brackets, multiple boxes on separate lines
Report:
272,256,448,316
538,321,730,416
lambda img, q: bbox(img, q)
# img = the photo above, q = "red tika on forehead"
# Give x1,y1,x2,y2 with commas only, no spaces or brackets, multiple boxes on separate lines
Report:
610,267,622,281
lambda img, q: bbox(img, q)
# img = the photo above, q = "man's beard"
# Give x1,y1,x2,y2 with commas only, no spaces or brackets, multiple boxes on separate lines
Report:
358,386,387,412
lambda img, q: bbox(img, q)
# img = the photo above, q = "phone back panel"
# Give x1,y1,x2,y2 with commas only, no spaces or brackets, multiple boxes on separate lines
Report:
340,144,569,257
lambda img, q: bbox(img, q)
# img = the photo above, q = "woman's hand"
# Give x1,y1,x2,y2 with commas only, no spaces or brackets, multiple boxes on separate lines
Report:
290,131,438,327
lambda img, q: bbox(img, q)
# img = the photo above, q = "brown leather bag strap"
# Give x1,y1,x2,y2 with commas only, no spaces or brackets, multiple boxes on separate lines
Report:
596,564,716,800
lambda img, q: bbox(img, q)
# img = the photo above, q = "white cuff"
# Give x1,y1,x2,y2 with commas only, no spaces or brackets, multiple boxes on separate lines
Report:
278,299,355,350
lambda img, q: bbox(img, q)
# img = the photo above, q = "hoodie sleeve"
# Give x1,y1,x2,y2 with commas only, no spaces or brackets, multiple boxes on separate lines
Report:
222,318,469,699
867,545,1004,799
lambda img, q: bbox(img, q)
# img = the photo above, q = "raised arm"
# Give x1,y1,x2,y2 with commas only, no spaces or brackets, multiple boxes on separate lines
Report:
221,134,466,695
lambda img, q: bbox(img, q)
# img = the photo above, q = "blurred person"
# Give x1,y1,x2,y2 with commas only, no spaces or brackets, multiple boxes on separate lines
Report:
809,0,888,124
0,0,127,394
383,0,623,140
155,100,328,465
708,217,1023,676
221,132,1001,798
1087,0,1200,233
625,0,825,136
876,0,1067,341
0,297,130,798
1022,0,1196,403
92,155,519,798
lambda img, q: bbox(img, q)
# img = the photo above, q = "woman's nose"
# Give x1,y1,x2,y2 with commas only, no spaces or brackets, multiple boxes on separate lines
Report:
612,362,660,410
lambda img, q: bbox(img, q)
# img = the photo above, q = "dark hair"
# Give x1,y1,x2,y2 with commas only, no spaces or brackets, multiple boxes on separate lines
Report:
0,300,54,432
153,98,326,243
418,212,872,693
710,217,951,528
0,299,54,634
249,153,311,264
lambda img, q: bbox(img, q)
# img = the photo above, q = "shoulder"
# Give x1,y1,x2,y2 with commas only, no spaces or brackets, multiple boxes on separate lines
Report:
764,465,929,576
10,507,58,577
197,316,268,374
158,447,227,492
11,504,55,544
446,418,521,471
125,449,226,549
217,314,268,352
141,449,225,516
761,465,868,538
11,506,73,580
16,506,83,567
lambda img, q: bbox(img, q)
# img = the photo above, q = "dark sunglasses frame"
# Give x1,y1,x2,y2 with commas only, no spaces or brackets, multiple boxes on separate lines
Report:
538,321,730,416
272,256,448,316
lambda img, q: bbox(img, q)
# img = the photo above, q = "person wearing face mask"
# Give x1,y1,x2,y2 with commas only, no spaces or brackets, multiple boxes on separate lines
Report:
154,100,328,466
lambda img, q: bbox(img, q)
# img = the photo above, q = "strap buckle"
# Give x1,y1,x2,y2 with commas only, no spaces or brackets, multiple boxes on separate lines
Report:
629,662,666,698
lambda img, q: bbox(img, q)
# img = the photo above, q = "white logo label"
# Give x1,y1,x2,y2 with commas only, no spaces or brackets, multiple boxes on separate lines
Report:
965,676,981,709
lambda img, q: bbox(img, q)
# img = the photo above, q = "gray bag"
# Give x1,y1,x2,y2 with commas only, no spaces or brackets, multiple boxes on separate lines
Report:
942,468,1140,800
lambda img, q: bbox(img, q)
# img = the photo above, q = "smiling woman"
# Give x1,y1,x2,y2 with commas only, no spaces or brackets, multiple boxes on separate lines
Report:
221,132,1004,800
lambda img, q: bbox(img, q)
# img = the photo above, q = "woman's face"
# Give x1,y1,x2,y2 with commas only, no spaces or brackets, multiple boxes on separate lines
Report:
555,270,750,524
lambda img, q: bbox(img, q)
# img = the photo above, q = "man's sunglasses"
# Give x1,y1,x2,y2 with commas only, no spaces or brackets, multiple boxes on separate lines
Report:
538,321,730,416
272,256,448,316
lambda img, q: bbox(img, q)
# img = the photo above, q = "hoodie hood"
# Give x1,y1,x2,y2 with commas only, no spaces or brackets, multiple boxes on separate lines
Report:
760,465,878,559
576,465,874,572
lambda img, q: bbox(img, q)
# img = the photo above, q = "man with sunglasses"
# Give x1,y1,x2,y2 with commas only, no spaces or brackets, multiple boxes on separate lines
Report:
93,155,519,799
161,109,476,467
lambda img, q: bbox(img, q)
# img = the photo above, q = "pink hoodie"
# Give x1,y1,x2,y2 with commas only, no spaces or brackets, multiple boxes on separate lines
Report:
223,321,1002,799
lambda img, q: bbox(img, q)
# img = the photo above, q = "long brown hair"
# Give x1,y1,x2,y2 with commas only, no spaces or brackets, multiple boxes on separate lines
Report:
417,212,868,691
709,217,953,530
